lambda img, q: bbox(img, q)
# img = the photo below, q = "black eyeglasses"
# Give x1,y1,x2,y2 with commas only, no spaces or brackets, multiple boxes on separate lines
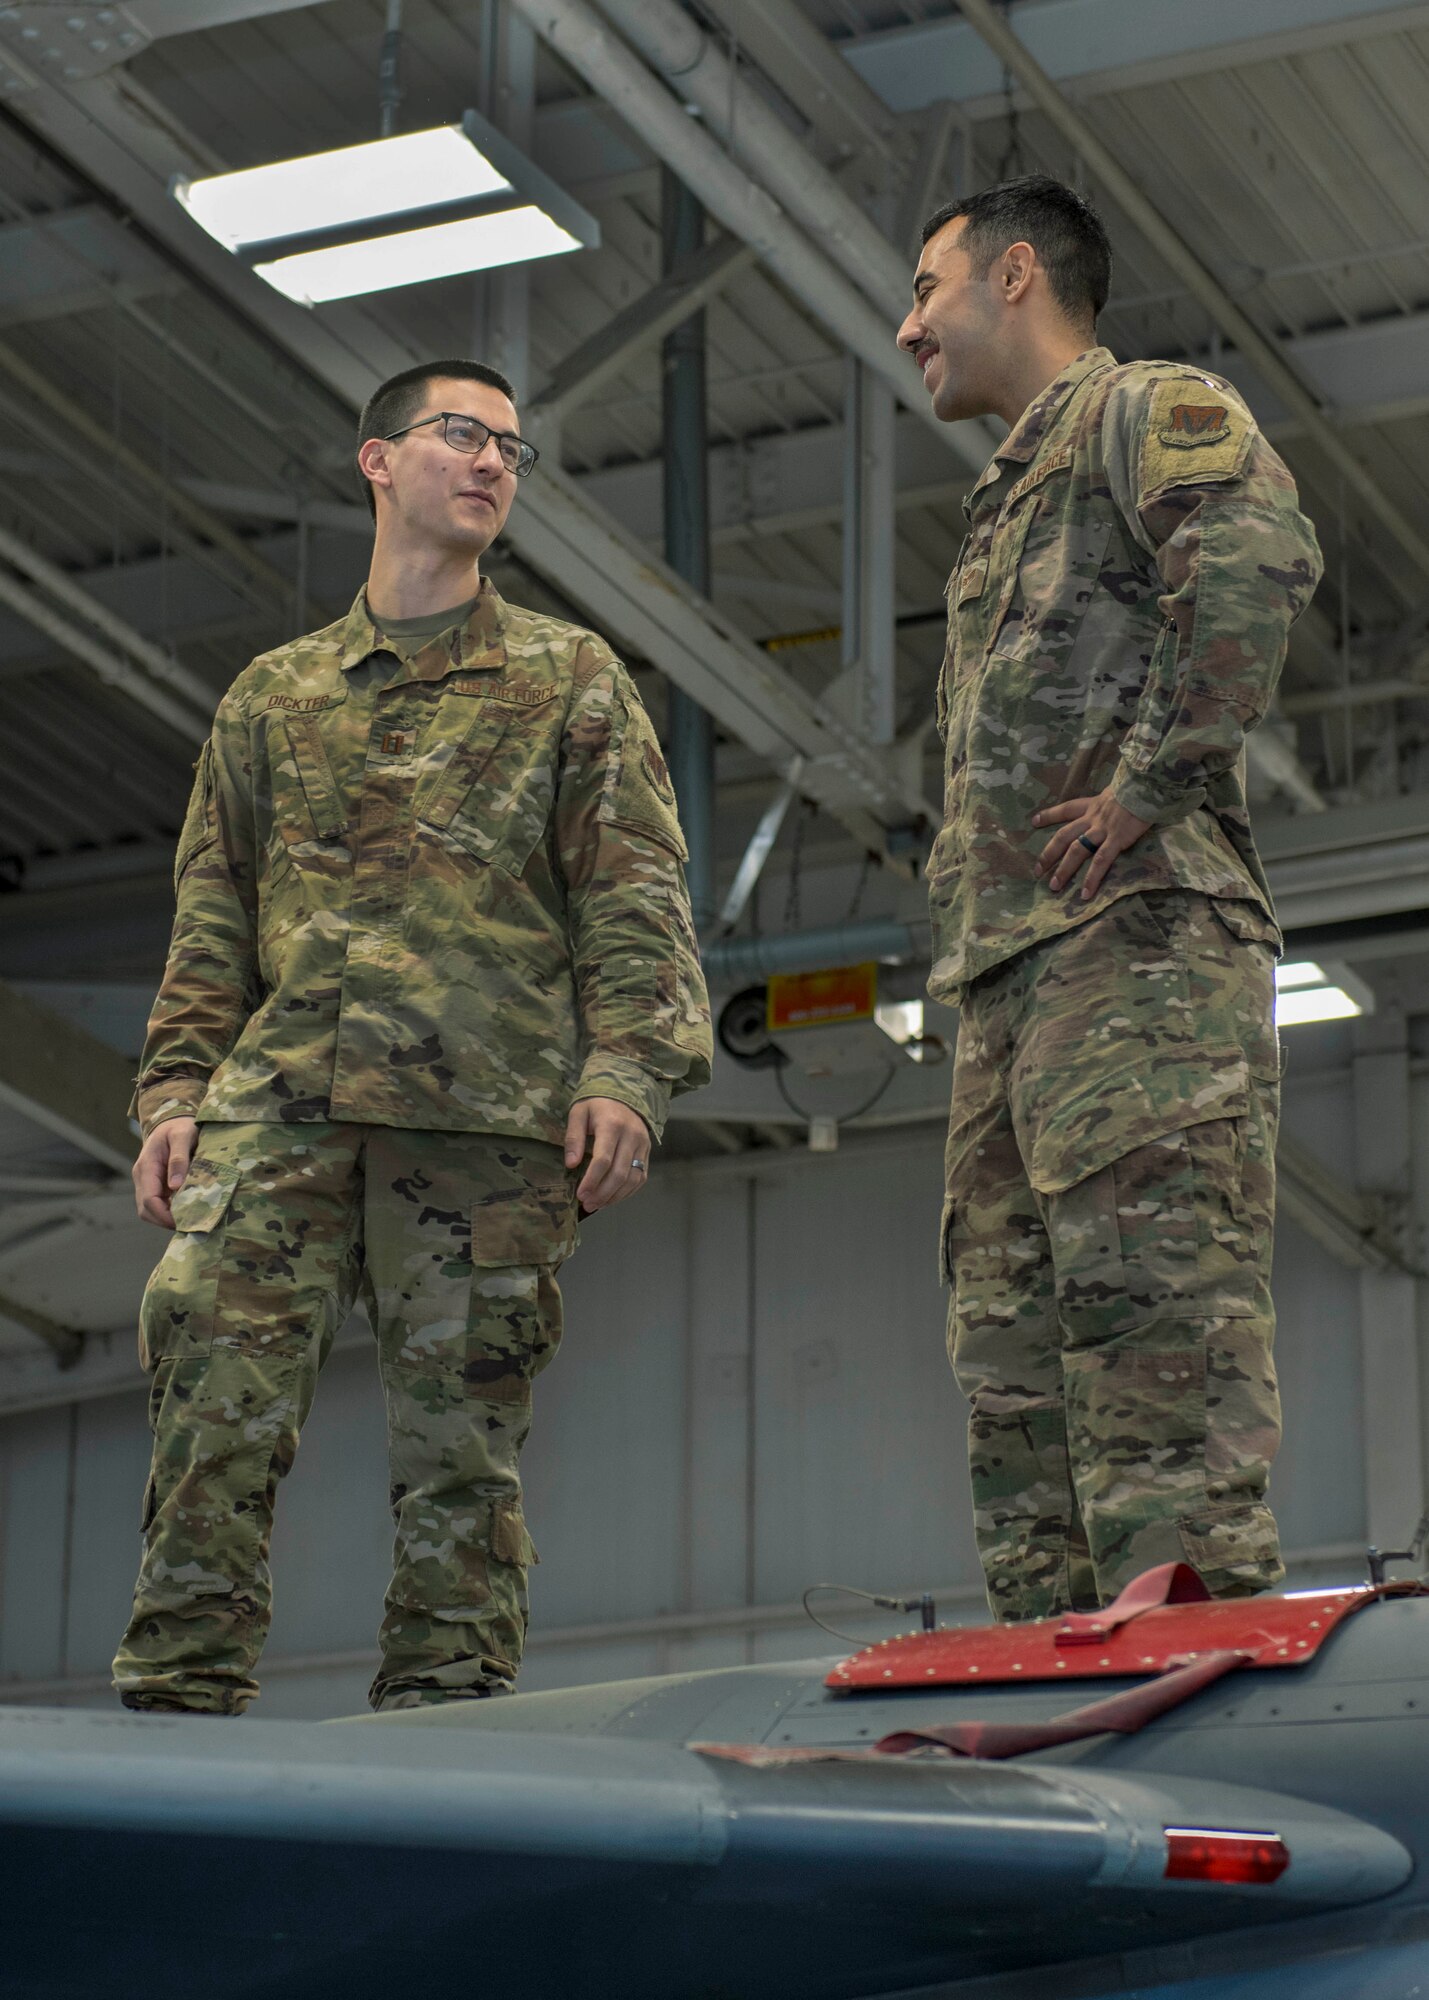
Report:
383,411,539,478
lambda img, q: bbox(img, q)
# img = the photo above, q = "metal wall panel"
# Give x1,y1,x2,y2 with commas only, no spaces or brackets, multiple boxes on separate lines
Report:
0,1401,70,1680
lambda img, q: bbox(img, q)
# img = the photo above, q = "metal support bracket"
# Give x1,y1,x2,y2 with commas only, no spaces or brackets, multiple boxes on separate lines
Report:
717,755,805,932
0,8,150,83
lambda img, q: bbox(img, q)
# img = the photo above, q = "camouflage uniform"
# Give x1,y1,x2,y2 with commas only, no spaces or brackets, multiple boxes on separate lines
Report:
930,348,1322,1620
114,584,711,1712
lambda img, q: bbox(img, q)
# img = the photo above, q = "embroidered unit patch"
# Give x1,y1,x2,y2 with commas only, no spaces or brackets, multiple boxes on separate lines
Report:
1159,402,1232,448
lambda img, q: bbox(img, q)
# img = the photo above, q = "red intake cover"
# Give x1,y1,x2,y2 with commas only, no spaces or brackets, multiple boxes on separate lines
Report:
827,1584,1387,1692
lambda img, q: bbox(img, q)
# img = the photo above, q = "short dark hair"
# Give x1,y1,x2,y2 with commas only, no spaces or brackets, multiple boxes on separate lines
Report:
356,358,518,518
922,174,1112,331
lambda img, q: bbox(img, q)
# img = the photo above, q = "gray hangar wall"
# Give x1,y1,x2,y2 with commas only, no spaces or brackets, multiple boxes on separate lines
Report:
0,1065,1385,1720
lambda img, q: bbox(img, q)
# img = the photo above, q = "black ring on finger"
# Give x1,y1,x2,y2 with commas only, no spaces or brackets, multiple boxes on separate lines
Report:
1077,831,1101,853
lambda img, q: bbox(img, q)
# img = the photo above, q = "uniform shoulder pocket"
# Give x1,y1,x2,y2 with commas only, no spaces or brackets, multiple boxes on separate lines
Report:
175,741,217,887
599,697,689,860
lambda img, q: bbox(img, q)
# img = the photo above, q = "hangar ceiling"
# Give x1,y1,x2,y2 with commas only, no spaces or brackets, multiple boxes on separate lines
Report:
0,0,1428,1384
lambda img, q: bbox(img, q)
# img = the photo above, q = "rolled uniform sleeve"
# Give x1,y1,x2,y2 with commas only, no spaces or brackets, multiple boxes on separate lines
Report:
1103,376,1323,826
554,653,712,1141
133,692,260,1138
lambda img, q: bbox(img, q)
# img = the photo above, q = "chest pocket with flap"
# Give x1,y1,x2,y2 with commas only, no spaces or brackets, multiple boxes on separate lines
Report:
420,681,559,874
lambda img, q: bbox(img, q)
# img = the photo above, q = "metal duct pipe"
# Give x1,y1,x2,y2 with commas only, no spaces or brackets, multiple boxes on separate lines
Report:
505,0,983,465
703,917,922,985
953,0,1429,594
662,168,716,931
592,0,904,299
591,0,996,473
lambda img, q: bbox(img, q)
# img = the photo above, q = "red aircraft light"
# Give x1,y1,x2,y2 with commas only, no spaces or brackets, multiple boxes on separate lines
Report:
1164,1828,1290,1885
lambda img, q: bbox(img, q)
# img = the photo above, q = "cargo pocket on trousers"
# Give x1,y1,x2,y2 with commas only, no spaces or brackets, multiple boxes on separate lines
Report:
490,1497,539,1570
472,1161,579,1271
468,1159,579,1403
1023,1053,1254,1342
938,1194,957,1289
137,1159,240,1368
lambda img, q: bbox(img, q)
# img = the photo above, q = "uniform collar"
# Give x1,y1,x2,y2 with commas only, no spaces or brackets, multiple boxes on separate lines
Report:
338,576,509,681
965,346,1117,509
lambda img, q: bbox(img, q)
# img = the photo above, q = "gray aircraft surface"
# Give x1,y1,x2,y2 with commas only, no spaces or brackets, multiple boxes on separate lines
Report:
2,1560,1428,2000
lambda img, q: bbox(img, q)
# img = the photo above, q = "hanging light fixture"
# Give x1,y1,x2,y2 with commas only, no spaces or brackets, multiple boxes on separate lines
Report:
1274,959,1373,1027
172,110,599,307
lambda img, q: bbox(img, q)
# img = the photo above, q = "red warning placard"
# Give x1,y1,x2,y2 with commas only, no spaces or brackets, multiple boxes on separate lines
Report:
767,963,877,1033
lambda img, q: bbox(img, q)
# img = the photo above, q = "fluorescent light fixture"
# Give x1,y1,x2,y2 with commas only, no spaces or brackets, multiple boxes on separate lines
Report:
257,209,582,306
1275,960,1327,991
1273,955,1373,1026
176,127,510,252
1276,985,1362,1026
173,110,599,305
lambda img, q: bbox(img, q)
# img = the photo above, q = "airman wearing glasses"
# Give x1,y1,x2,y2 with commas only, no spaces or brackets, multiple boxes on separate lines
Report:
114,358,712,1717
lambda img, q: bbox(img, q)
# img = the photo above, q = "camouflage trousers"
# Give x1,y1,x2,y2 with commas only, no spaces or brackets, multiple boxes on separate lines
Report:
112,1122,579,1715
944,890,1284,1622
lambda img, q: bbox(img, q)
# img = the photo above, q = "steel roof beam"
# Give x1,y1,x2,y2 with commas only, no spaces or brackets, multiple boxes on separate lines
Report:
530,234,756,440
135,0,326,27
0,981,137,1176
3,62,934,856
587,0,996,469
953,0,1429,599
509,0,987,472
0,202,178,326
0,0,332,80
844,0,1429,118
0,336,296,611
0,560,207,743
0,1287,83,1368
693,0,907,171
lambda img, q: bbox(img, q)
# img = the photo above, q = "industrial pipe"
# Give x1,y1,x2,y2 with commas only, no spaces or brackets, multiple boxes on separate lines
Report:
592,0,990,464
591,0,996,473
702,917,923,986
661,167,717,931
506,0,984,464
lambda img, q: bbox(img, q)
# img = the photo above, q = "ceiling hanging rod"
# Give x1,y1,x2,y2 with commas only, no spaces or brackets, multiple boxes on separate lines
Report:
379,0,404,138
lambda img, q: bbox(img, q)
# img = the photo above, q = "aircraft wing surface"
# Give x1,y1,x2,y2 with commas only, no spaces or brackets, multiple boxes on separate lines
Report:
0,1705,1410,2000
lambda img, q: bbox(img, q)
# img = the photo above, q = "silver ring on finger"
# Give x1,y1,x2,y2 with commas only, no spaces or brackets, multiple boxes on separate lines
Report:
1077,831,1101,853
631,1157,647,1174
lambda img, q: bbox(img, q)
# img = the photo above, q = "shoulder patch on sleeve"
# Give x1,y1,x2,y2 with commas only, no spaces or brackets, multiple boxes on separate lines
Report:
1141,375,1253,498
600,695,689,861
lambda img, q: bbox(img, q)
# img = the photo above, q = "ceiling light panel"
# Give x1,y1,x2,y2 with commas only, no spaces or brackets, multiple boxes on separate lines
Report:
257,209,584,306
1275,985,1362,1026
173,111,599,305
177,127,511,253
1274,960,1327,991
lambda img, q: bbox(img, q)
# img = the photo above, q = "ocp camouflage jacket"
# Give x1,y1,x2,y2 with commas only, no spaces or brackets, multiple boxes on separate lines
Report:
929,345,1323,1000
134,583,712,1145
